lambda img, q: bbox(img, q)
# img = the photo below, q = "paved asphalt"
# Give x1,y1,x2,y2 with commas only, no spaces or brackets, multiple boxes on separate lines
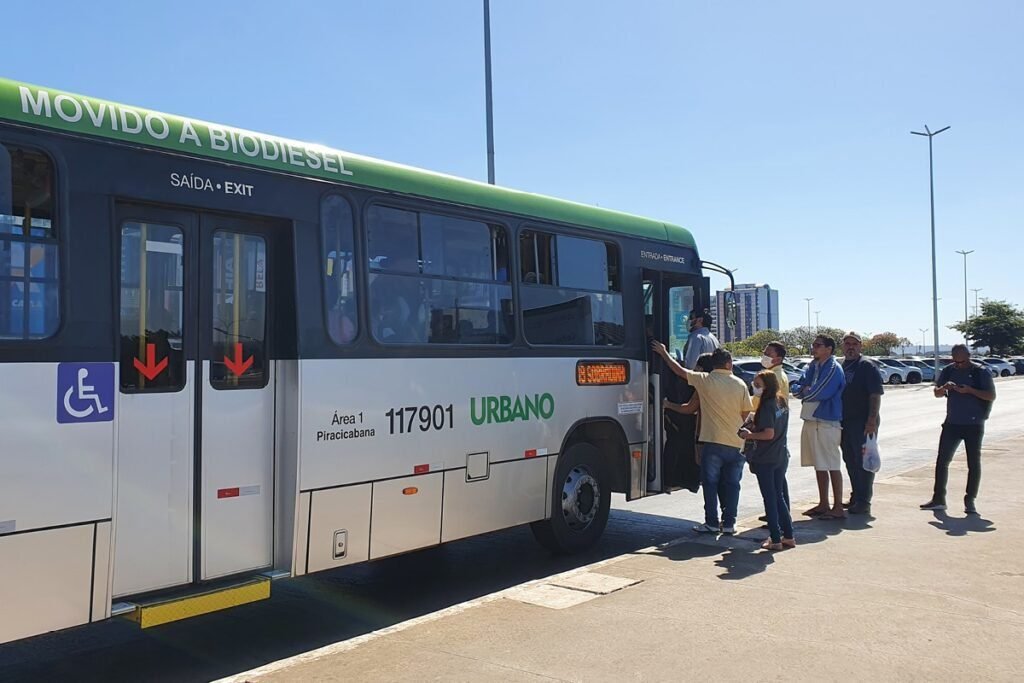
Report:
1,379,1021,683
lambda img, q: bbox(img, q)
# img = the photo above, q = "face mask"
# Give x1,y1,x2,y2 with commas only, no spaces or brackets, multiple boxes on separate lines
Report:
752,385,764,396
760,355,774,369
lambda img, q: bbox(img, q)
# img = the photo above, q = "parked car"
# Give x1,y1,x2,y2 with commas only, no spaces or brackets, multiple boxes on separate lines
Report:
731,359,799,390
779,363,803,384
732,358,760,391
863,357,902,385
876,358,922,385
979,358,1016,377
901,359,936,382
1010,357,1024,375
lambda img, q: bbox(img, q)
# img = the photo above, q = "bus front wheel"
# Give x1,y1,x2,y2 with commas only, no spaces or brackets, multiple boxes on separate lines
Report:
530,443,611,554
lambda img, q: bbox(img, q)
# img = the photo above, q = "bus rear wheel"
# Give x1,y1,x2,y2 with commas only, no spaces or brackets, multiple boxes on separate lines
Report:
530,443,611,554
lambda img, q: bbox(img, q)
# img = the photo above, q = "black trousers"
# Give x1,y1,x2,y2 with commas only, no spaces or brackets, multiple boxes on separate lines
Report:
841,421,873,505
933,423,985,502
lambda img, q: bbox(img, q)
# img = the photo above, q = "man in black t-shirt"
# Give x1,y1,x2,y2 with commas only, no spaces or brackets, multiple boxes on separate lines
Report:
840,332,884,515
920,344,996,515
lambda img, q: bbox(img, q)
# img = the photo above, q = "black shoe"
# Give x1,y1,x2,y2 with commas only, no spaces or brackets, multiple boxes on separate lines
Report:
849,502,871,515
965,498,978,515
758,515,768,522
920,499,946,511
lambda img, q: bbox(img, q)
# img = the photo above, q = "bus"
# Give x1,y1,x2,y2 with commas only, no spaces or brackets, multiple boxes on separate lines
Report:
0,77,733,644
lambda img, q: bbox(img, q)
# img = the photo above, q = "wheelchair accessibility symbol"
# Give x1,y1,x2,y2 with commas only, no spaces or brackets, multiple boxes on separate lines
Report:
57,363,115,424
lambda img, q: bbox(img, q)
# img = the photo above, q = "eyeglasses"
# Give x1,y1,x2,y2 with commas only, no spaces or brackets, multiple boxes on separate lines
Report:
811,342,825,348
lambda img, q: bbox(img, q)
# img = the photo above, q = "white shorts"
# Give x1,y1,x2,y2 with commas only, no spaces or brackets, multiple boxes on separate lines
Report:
801,420,842,471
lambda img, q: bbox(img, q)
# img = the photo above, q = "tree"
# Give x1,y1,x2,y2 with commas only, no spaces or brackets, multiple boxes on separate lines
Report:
780,326,847,356
723,329,787,358
951,300,1024,355
863,332,906,357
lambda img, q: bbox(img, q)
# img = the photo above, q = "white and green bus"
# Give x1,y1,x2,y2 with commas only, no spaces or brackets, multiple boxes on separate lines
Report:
0,78,733,644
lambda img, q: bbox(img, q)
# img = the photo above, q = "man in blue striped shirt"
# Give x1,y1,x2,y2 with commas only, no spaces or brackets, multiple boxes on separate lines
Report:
798,335,847,519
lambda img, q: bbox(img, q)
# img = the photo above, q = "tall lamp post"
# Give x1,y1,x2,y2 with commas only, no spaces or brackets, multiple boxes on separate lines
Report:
970,288,983,316
483,0,495,184
804,297,814,351
919,328,928,355
911,125,950,375
955,249,973,344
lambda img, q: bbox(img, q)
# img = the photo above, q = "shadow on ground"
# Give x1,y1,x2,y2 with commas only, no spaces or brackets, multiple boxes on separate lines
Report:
929,510,996,536
650,511,864,582
0,508,696,683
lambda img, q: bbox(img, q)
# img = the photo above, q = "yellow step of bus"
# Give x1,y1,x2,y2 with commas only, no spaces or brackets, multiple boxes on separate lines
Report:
121,576,270,628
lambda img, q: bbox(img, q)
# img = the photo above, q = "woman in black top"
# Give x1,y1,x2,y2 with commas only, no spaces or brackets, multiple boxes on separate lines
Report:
740,370,795,551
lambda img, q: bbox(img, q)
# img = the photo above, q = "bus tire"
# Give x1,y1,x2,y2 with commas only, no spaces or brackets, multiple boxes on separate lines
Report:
530,443,611,554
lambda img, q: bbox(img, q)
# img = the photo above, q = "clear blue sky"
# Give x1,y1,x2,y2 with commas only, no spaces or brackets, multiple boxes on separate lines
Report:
3,1,1020,344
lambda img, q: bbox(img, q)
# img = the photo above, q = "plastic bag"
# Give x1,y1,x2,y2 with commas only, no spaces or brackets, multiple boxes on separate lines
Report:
862,434,881,473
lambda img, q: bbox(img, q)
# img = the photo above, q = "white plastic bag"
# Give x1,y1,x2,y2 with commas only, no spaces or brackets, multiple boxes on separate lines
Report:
862,434,881,473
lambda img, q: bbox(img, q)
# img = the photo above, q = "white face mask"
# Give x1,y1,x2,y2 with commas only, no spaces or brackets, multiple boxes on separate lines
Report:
760,355,775,369
752,385,764,396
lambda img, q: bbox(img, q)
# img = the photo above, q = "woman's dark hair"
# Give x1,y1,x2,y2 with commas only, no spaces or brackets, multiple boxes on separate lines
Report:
755,369,782,420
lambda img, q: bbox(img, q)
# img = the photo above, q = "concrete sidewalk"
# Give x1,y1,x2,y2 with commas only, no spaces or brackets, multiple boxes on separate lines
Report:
228,435,1024,682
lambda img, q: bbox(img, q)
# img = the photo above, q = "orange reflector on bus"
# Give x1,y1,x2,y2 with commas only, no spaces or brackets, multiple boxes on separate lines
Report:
576,360,629,386
632,450,643,460
403,487,419,496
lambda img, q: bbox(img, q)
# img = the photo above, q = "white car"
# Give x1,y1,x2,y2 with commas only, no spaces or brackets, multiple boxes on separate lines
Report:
875,358,921,385
863,357,902,385
980,358,1017,377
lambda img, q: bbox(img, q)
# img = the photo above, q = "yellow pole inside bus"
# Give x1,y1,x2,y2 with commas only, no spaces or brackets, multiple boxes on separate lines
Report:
138,223,148,389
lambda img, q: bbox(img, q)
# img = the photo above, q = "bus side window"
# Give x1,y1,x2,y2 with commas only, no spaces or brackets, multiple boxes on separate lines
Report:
519,228,624,346
367,206,512,345
0,144,59,341
321,195,358,345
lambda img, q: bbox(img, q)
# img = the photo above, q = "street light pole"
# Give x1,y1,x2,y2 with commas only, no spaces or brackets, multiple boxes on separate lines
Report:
483,0,496,185
804,297,814,351
955,249,973,344
919,328,928,355
911,125,950,375
970,288,983,317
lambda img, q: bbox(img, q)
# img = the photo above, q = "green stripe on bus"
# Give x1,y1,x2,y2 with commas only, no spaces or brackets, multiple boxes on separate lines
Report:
0,78,695,248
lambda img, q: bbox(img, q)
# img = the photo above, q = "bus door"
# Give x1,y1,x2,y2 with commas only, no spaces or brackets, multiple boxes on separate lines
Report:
642,269,698,495
113,204,277,597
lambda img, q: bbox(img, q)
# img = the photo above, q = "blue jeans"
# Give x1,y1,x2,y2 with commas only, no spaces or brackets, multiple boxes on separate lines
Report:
700,443,745,527
755,459,794,543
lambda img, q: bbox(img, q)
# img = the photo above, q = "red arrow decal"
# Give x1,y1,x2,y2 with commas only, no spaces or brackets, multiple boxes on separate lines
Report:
223,342,254,377
133,343,168,381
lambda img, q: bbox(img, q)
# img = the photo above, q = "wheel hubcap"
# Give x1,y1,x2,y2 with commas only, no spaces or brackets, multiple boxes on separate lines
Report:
561,465,600,532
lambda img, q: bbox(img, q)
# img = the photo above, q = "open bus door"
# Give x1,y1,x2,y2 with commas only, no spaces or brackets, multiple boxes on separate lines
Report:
642,269,703,495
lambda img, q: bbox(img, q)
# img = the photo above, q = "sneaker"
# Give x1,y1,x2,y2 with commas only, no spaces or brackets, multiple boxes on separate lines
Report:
965,498,978,515
849,502,872,515
920,500,946,511
693,523,719,535
721,524,736,535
